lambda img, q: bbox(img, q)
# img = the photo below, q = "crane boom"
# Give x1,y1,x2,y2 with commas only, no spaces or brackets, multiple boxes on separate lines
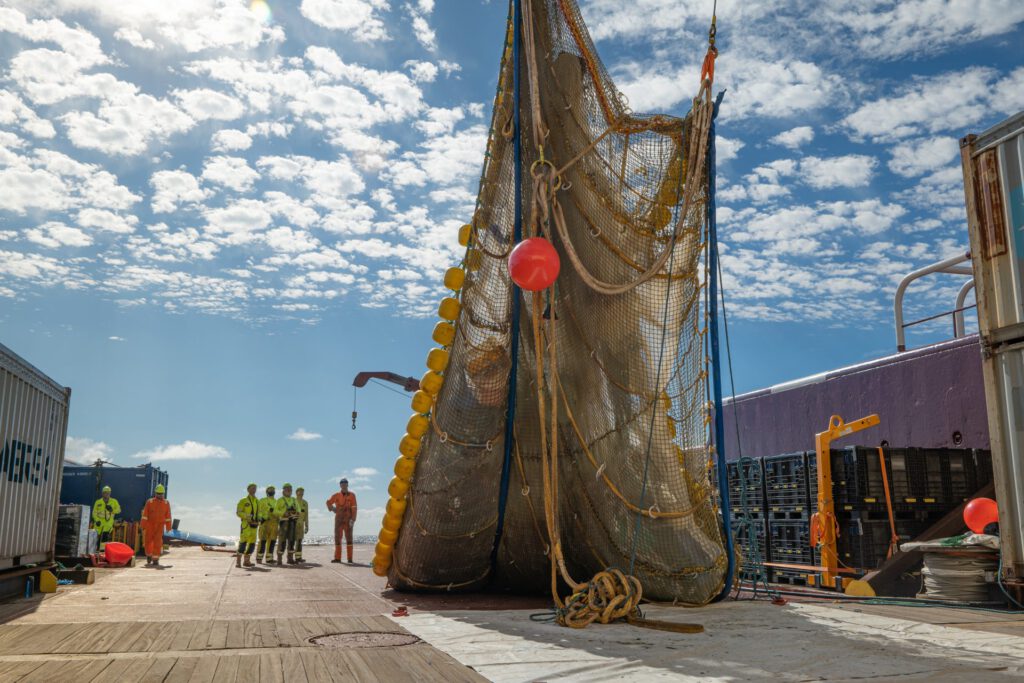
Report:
350,371,420,429
351,371,420,392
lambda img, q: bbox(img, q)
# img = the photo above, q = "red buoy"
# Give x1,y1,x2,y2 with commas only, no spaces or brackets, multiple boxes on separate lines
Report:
508,237,560,291
964,497,999,534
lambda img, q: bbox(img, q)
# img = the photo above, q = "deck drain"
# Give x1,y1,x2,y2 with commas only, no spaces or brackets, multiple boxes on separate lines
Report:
309,632,421,648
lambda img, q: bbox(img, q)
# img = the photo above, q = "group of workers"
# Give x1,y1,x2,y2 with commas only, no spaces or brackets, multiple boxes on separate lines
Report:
91,476,358,570
235,478,358,568
93,484,172,567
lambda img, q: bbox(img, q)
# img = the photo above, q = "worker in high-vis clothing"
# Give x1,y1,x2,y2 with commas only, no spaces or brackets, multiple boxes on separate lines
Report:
327,478,357,563
236,483,259,568
92,485,121,549
294,487,309,564
257,485,279,564
140,484,172,567
275,483,301,565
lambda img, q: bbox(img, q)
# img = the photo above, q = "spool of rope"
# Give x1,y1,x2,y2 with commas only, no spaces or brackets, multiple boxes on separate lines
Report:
920,552,997,603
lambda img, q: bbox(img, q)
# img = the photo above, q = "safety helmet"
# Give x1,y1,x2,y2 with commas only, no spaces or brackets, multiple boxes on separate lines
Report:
155,484,166,494
247,482,257,488
102,485,111,493
296,486,304,493
266,485,276,493
283,482,292,489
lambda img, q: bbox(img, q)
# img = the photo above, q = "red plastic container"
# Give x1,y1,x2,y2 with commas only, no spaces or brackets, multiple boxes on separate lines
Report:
104,542,135,566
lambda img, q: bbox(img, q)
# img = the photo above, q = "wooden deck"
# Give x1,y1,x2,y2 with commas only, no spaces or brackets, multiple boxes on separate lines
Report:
0,545,485,682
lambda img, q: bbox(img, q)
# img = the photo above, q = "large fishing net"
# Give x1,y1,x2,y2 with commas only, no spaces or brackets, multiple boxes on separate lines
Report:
382,0,727,609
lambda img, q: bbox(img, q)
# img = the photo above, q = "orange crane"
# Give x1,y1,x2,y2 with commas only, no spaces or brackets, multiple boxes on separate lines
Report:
350,371,420,429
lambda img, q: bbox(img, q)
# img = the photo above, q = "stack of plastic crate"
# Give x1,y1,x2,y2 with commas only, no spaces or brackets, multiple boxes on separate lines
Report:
763,452,816,585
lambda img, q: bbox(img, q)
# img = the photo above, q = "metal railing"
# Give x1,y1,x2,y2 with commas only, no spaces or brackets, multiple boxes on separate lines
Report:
894,252,975,351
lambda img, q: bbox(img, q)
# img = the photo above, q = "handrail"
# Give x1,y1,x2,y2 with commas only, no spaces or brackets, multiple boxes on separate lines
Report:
894,252,972,351
953,279,976,338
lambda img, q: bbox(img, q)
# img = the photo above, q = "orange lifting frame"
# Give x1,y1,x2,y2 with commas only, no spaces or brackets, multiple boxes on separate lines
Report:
762,414,881,588
810,414,880,588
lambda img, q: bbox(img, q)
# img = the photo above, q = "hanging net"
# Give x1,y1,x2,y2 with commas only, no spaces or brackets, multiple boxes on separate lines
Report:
377,0,727,610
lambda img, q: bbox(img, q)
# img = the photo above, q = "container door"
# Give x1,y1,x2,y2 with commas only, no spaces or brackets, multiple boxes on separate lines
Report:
994,344,1024,577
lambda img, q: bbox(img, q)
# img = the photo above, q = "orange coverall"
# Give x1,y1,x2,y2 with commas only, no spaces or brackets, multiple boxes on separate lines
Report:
326,491,357,561
141,497,172,557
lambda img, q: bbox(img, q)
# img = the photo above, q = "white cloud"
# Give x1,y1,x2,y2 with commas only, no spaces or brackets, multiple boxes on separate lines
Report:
800,155,877,189
202,155,260,192
203,199,273,244
62,93,195,156
78,208,138,234
826,0,1024,59
108,336,125,341
300,0,390,41
288,427,322,441
26,0,282,53
264,227,319,254
716,136,744,163
132,440,231,461
25,221,92,248
174,88,246,121
113,27,156,50
65,436,113,464
0,166,73,214
211,129,252,152
844,67,1024,142
888,136,960,178
407,1,436,50
414,107,465,137
0,249,76,283
257,154,365,208
352,466,378,477
617,56,841,121
771,126,814,149
405,60,438,83
0,90,56,139
151,170,211,213
0,7,108,68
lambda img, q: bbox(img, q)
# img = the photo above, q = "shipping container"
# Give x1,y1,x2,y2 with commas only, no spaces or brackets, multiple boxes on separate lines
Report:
60,462,169,522
961,110,1024,581
0,343,71,570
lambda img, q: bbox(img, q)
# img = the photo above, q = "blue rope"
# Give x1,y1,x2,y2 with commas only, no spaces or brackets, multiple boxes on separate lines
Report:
490,0,522,568
708,90,736,602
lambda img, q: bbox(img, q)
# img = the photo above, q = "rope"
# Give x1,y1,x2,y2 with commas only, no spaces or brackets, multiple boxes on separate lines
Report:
517,0,708,632
548,89,713,296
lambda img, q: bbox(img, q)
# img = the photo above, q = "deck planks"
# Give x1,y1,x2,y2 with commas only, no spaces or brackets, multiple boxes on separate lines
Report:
0,546,488,682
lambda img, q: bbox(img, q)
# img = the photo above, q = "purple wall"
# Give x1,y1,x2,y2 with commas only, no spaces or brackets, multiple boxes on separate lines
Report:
721,335,990,461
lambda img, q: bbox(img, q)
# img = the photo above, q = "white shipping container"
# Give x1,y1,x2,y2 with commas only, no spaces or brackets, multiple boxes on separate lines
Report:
0,343,71,570
962,110,1024,580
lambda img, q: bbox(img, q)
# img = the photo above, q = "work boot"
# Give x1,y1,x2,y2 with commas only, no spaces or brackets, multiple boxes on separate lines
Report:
255,555,262,564
243,555,254,568
348,559,354,564
295,556,303,564
331,559,341,564
276,553,283,565
287,552,295,565
235,554,241,568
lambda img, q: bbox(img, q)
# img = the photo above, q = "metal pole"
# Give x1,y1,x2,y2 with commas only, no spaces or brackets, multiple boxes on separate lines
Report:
491,0,522,567
708,91,735,602
953,279,975,338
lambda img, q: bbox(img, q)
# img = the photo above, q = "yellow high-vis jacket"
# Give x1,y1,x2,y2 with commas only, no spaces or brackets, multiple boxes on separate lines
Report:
92,497,121,533
257,496,279,523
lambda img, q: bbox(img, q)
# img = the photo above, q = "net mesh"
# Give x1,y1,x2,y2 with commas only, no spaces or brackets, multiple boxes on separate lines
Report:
386,0,727,606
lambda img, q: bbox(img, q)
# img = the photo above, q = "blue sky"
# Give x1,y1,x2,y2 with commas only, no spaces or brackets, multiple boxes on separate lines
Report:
1,0,1022,537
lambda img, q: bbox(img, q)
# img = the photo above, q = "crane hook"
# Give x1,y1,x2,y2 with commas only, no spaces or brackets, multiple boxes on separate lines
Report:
352,410,358,430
